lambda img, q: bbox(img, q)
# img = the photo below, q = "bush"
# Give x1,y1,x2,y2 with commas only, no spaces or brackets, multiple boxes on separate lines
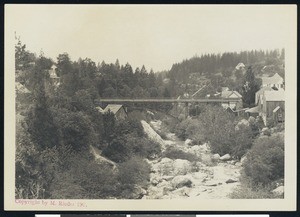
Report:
231,124,254,159
243,134,284,186
118,157,150,185
162,147,200,162
102,133,161,163
230,184,281,199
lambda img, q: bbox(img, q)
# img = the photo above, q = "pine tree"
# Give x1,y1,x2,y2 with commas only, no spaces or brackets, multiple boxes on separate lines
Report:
241,66,260,107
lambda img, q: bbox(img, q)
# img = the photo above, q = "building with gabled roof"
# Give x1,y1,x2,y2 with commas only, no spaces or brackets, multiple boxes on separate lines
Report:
221,88,243,110
259,90,285,125
255,86,273,105
261,73,284,89
98,104,127,121
235,62,245,70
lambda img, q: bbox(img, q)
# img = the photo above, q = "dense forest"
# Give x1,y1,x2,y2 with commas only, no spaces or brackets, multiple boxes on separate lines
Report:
15,39,284,199
166,49,285,97
15,40,163,199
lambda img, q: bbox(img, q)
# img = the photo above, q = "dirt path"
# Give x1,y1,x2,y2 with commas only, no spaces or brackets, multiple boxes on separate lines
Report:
142,120,241,199
90,145,118,170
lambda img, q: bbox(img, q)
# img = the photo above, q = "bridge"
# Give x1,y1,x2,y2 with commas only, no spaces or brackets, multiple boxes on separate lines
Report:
95,98,241,104
95,98,241,118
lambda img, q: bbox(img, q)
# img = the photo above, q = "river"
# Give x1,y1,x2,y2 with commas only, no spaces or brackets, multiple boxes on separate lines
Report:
142,119,242,199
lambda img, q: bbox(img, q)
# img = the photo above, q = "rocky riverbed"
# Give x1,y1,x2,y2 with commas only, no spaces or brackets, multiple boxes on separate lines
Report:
141,120,242,199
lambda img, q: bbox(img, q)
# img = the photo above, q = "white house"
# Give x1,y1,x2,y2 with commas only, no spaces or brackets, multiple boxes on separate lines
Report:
261,73,284,89
221,89,243,110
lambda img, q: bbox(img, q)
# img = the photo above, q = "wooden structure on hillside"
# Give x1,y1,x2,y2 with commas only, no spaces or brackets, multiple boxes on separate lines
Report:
97,104,127,121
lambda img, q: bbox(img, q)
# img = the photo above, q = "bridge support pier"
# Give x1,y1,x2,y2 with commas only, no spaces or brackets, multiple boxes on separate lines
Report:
185,102,189,119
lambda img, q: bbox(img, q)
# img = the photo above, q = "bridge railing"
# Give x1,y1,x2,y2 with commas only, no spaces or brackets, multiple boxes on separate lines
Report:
94,98,241,104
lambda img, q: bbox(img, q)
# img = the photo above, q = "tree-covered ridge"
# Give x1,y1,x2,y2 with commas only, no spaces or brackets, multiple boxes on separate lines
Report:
15,40,161,199
166,49,284,97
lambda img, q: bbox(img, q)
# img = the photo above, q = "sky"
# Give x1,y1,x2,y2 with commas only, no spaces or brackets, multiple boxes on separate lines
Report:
6,5,296,72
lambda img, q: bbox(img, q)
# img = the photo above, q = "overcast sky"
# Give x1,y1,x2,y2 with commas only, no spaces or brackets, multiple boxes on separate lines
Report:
7,5,295,71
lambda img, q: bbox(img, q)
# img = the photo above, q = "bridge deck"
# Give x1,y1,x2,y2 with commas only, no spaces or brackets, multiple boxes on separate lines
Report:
95,98,241,103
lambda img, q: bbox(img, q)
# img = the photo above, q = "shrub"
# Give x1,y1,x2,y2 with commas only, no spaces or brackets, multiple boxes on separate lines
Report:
243,134,284,186
231,124,254,159
118,157,150,188
229,184,281,199
197,106,236,156
102,133,161,162
162,147,200,162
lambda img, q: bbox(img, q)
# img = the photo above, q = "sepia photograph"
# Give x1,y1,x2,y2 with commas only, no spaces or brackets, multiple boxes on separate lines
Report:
5,4,297,211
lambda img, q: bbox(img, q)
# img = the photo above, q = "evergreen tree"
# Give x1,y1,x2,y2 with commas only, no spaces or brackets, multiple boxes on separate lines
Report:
27,56,59,150
241,66,261,107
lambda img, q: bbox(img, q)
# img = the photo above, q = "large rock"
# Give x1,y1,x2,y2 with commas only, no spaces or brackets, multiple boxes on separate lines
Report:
240,155,247,164
141,120,165,149
171,175,193,189
235,119,250,130
173,159,192,175
248,116,256,124
262,127,271,136
161,175,174,181
157,158,174,175
203,180,221,186
188,145,202,156
172,186,192,197
146,186,164,199
200,143,210,152
184,139,193,146
272,186,284,195
220,154,231,161
211,153,220,161
225,178,238,184
131,185,148,199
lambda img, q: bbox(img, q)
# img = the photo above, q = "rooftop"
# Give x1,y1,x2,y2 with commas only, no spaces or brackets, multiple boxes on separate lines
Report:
103,104,124,114
221,90,242,98
261,73,283,85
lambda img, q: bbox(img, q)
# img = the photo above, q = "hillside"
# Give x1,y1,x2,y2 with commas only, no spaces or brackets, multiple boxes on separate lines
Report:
164,49,285,97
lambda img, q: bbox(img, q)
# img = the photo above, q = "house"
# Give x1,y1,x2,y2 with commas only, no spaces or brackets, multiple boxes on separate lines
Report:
221,88,243,110
98,104,127,121
259,90,285,125
261,73,284,89
255,86,273,105
235,63,246,71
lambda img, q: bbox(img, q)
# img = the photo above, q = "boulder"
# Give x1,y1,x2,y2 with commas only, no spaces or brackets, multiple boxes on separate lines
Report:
220,154,231,161
188,145,202,156
272,186,284,195
235,162,242,167
204,181,220,186
141,120,166,149
225,178,238,184
240,155,247,164
200,143,210,152
184,139,193,146
172,186,192,197
235,119,250,130
161,175,174,181
150,178,159,186
211,153,220,160
262,127,271,136
131,185,148,199
171,176,193,189
158,158,174,175
146,186,164,199
248,116,256,124
173,159,192,175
